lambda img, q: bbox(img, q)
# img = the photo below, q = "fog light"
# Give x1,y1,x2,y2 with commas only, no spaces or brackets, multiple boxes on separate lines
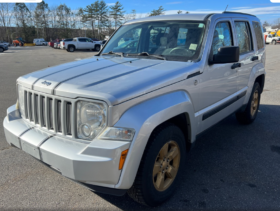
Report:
81,124,91,137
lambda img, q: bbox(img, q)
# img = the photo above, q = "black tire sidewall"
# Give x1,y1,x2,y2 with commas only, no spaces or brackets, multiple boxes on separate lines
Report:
140,124,186,206
95,45,100,51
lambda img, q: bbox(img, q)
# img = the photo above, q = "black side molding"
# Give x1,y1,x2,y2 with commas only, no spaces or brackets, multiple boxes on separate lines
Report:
187,71,202,79
202,91,247,121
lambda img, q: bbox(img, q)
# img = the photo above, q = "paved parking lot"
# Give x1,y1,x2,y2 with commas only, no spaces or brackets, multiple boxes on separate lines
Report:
0,46,280,210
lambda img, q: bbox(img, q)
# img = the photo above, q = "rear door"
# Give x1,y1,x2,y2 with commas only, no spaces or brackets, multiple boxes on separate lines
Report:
232,19,256,90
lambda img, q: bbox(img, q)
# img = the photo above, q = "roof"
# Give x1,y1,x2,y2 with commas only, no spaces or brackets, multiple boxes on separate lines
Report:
124,14,211,25
124,12,257,25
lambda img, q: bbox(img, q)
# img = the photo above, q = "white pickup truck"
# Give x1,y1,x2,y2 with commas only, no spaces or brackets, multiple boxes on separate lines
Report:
64,37,102,52
265,34,280,45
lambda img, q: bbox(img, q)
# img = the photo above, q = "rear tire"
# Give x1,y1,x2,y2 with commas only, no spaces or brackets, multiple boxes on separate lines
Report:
273,40,277,45
235,82,261,125
0,48,3,53
127,123,186,207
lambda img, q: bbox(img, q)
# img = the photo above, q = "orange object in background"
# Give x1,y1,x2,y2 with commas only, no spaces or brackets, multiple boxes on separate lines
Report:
119,149,129,170
264,35,267,43
13,37,25,46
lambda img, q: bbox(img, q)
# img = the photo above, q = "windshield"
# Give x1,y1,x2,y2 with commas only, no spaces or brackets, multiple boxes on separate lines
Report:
101,21,206,62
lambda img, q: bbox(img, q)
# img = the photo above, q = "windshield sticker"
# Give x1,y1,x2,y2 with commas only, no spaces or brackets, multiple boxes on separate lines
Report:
189,44,197,50
198,23,204,28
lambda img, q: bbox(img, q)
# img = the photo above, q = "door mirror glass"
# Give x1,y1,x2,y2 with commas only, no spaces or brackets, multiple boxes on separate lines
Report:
209,46,239,64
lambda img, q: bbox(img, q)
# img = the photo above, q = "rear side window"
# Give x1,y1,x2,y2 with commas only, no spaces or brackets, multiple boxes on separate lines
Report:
253,22,264,50
211,22,233,55
79,38,86,42
234,21,253,54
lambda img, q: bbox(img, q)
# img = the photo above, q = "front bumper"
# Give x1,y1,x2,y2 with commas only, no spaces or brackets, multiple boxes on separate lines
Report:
3,105,130,194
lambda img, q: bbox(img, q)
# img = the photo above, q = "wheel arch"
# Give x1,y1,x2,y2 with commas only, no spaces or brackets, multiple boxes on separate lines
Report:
114,91,196,189
255,74,265,94
243,63,266,106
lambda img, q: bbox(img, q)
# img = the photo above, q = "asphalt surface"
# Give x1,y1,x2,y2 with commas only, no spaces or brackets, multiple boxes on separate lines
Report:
0,46,280,210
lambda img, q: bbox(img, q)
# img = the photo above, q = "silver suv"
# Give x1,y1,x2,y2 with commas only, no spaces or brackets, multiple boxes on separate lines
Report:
3,12,266,206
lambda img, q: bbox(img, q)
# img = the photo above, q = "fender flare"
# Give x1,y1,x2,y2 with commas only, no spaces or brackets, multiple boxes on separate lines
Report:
243,62,265,106
114,91,196,189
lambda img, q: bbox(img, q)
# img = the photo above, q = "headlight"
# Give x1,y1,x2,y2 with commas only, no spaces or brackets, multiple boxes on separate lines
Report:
77,101,107,141
99,127,135,142
17,84,25,118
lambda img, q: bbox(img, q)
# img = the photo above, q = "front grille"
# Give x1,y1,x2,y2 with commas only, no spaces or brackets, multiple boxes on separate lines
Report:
23,90,74,137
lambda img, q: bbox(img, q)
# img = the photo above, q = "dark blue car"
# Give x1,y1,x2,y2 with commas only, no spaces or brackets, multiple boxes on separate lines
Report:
0,44,8,53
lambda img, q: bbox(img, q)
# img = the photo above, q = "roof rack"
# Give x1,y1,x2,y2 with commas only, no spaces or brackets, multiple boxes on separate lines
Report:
223,11,256,17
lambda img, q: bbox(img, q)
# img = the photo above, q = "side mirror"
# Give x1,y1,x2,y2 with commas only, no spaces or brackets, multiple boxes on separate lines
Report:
209,46,239,64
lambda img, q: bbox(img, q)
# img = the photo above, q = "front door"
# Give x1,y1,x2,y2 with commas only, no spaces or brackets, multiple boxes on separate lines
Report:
198,19,238,112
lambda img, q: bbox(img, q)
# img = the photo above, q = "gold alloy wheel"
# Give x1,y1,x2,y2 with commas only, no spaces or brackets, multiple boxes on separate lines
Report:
153,141,181,192
250,90,259,116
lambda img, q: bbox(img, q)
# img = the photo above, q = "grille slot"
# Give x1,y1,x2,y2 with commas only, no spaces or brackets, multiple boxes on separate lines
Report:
49,98,54,130
23,90,73,138
34,94,39,124
66,102,72,135
57,100,62,133
41,96,46,127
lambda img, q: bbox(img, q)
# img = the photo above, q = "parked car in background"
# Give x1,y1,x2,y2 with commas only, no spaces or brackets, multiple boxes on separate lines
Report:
48,39,60,47
90,38,99,41
265,33,280,45
34,38,47,45
60,38,73,49
0,41,10,47
64,37,101,52
0,43,8,52
3,12,266,207
100,40,107,49
35,40,48,46
54,40,62,49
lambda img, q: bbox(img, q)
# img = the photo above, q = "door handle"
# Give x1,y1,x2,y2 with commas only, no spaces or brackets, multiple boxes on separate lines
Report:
251,56,259,61
231,63,241,69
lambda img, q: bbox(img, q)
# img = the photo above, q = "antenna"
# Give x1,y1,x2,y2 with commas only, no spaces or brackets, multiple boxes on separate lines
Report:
224,5,228,12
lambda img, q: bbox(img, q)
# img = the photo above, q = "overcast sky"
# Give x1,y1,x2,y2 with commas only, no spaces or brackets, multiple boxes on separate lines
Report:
34,0,280,23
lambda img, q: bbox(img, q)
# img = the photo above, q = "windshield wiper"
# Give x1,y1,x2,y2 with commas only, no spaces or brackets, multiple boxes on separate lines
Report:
137,52,166,60
102,51,125,57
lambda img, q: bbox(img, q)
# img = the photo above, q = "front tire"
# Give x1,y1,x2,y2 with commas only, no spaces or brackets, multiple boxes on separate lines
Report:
236,82,261,124
68,46,75,52
272,40,277,45
127,123,186,207
94,45,100,51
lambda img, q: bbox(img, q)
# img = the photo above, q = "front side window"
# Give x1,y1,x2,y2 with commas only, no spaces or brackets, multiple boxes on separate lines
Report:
101,21,206,62
211,22,233,56
234,21,253,54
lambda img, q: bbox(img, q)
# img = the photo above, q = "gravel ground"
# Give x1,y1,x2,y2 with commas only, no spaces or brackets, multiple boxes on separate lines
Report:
0,45,279,211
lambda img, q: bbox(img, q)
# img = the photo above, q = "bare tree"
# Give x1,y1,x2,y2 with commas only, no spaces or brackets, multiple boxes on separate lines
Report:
0,3,14,42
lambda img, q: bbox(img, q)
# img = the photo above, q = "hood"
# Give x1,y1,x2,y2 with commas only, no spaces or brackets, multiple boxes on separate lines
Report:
17,56,197,105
